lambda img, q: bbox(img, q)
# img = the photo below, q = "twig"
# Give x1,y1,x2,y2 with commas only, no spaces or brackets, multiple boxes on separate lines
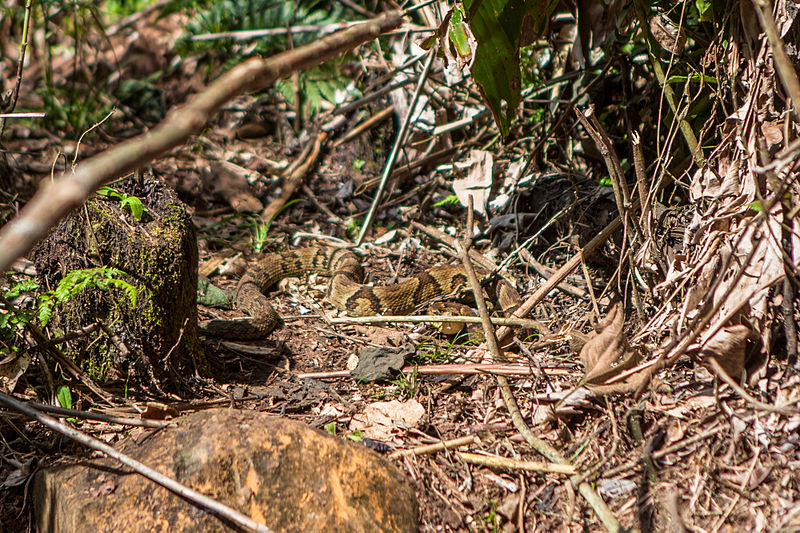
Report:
494,214,625,346
333,105,395,147
334,75,418,116
260,131,328,223
601,414,759,479
25,323,118,406
106,0,170,35
630,0,704,165
709,448,760,533
752,0,800,122
3,400,172,428
191,22,431,42
388,435,477,459
704,357,798,415
0,11,404,273
0,391,272,533
355,49,437,245
0,0,33,137
455,452,577,475
295,363,572,380
457,196,621,532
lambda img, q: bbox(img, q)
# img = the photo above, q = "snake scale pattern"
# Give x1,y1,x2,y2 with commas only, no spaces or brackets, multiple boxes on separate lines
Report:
201,247,520,340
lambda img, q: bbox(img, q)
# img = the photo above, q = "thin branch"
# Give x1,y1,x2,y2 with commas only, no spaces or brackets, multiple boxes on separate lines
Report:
388,435,477,459
631,0,704,166
0,0,34,137
3,401,172,428
753,0,800,121
295,363,573,380
455,452,577,475
355,48,436,245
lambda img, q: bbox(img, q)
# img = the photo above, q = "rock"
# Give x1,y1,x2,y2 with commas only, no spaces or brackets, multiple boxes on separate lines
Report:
351,345,413,382
34,409,418,533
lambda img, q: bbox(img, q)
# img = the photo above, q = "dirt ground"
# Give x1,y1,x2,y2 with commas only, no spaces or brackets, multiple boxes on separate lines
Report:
2,2,800,532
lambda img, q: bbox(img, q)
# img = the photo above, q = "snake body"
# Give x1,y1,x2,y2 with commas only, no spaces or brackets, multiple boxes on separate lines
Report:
201,247,520,339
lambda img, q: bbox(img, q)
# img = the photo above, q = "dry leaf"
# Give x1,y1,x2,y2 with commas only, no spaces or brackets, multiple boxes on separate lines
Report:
0,352,30,394
578,302,646,394
699,324,752,380
760,121,783,152
580,301,629,382
452,149,493,216
349,399,425,442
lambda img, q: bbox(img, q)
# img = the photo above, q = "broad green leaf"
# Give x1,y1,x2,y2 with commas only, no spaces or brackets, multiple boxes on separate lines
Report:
56,385,73,410
695,0,713,21
96,186,122,200
121,196,144,220
197,276,230,308
448,6,472,57
463,0,558,139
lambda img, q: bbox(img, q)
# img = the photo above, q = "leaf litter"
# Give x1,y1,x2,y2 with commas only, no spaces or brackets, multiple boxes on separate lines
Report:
1,1,800,532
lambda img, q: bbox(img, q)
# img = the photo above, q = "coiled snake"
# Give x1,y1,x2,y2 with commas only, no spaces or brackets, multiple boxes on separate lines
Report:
201,247,520,339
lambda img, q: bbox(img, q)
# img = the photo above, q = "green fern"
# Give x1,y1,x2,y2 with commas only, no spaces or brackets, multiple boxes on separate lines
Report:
433,195,461,208
181,0,345,57
37,267,138,327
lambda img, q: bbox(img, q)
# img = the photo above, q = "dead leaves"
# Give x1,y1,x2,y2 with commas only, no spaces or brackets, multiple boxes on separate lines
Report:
697,324,752,381
579,302,647,394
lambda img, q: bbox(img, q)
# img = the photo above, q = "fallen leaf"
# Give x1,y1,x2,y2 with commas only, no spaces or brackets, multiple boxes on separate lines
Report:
0,352,30,394
699,324,752,380
452,149,493,216
578,302,646,394
349,399,425,442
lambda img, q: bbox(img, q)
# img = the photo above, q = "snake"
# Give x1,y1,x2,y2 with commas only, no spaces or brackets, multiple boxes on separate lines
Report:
200,247,521,340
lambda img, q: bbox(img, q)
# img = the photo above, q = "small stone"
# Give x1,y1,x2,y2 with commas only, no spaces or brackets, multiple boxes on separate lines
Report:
350,345,413,382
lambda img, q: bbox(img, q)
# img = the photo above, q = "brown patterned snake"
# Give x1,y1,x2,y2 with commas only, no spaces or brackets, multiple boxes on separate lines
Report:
200,247,521,340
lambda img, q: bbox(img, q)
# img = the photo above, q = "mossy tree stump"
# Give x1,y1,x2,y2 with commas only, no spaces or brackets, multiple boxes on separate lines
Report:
33,175,204,391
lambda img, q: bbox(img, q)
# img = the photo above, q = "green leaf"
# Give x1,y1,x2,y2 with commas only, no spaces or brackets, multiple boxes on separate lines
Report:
56,385,73,410
120,196,145,221
448,6,472,57
37,267,138,326
433,194,461,207
96,186,122,200
664,73,718,85
419,34,437,50
695,0,713,21
463,0,559,139
197,276,231,308
324,421,337,435
346,429,363,442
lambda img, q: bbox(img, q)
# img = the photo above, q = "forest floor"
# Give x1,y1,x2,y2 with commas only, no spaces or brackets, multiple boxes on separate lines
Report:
2,3,800,532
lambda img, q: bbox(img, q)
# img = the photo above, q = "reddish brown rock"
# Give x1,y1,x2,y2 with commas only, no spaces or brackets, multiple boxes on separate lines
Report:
34,409,418,532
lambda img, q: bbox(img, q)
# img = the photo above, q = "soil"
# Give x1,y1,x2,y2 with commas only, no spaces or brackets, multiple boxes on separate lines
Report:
1,3,799,533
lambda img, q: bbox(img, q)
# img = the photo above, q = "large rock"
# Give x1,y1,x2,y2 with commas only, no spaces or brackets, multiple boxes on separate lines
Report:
34,409,418,532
